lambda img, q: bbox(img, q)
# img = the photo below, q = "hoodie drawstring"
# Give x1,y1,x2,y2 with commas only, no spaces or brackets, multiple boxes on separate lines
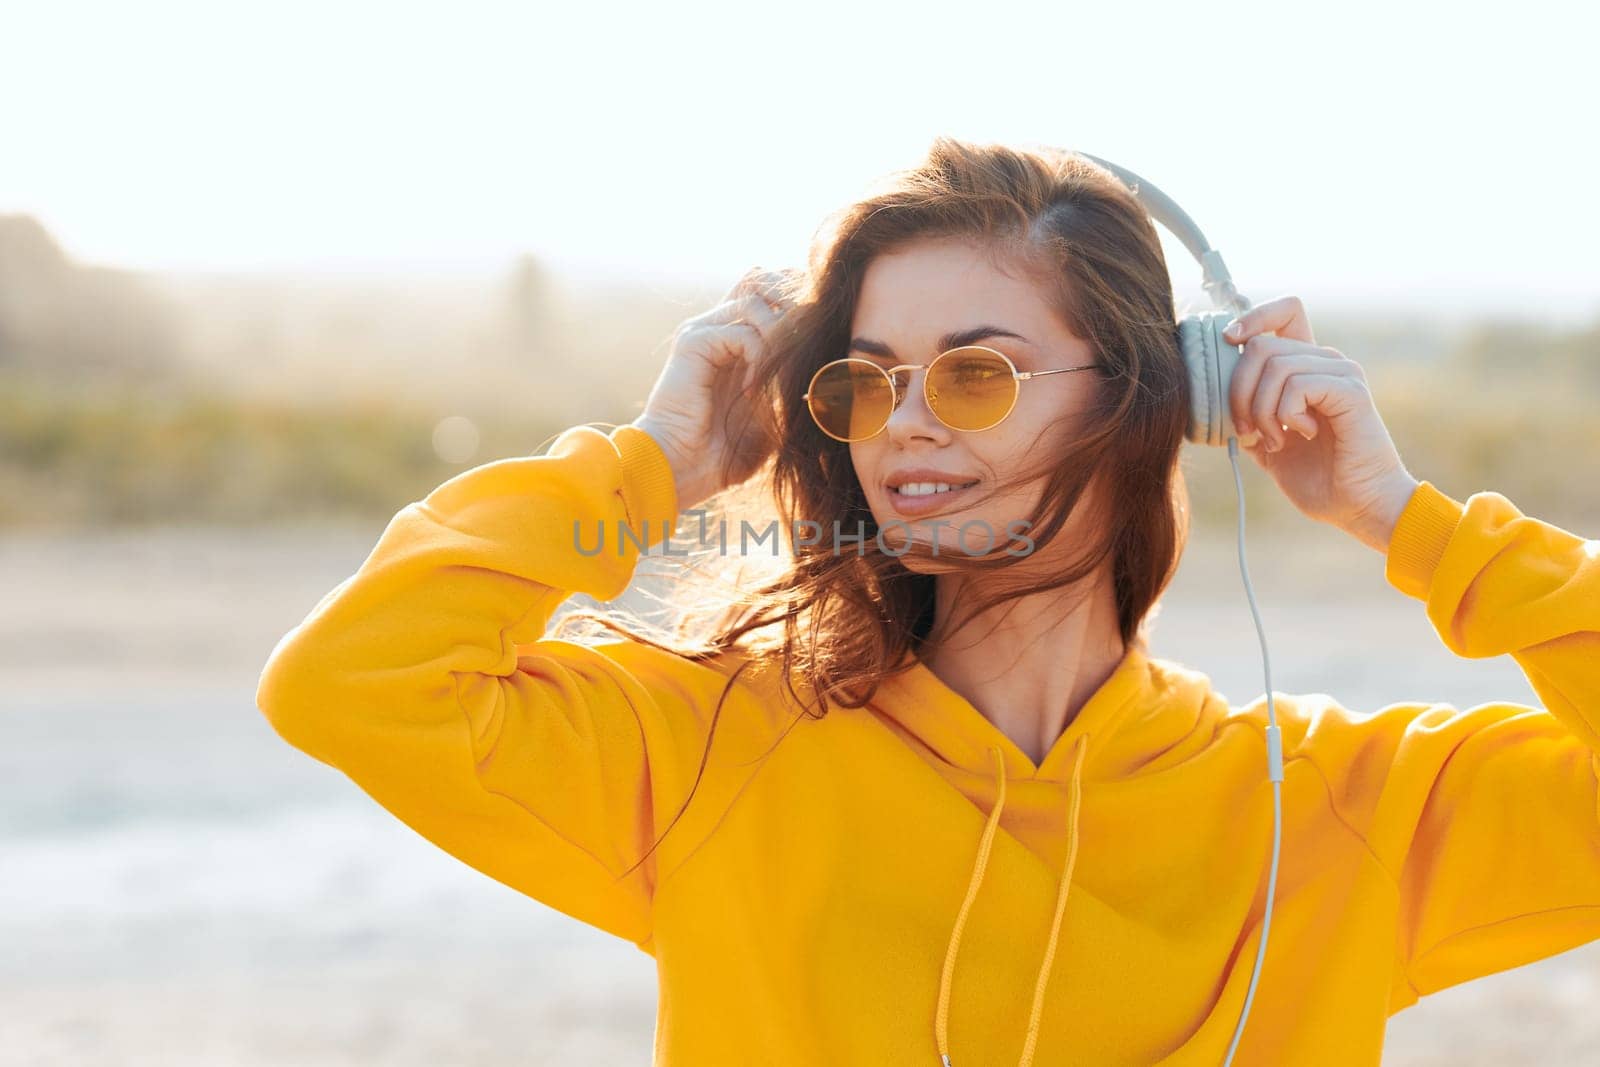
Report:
935,731,1091,1067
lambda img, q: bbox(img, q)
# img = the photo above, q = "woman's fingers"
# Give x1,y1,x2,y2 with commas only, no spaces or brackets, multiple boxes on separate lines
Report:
710,270,797,339
1255,360,1360,448
696,294,783,394
725,265,800,311
637,267,802,506
1228,333,1354,447
725,268,802,390
1273,372,1372,449
699,267,801,399
1223,294,1317,346
721,264,767,303
1250,357,1366,451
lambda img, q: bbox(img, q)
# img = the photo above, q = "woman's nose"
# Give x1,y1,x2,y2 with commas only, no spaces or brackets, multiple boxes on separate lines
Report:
884,367,949,443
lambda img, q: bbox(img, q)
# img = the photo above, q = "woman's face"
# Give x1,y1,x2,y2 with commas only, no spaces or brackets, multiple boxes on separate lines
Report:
847,237,1101,571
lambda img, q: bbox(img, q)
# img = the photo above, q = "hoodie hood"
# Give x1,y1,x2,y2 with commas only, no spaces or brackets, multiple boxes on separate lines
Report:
872,642,1217,786
871,642,1219,1066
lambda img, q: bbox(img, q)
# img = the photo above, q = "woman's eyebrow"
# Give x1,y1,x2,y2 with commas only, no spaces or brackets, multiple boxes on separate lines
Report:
848,325,1032,359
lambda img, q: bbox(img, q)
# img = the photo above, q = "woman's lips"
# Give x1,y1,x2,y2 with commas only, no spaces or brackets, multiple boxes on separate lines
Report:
884,480,981,518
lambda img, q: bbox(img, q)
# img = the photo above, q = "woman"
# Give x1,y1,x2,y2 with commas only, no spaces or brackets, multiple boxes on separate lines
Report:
256,139,1600,1065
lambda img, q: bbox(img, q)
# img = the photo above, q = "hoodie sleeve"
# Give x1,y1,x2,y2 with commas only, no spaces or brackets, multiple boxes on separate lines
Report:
1302,479,1600,1006
254,423,704,948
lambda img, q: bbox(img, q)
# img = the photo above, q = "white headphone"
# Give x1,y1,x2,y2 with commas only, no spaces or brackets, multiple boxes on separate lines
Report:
1075,151,1287,1067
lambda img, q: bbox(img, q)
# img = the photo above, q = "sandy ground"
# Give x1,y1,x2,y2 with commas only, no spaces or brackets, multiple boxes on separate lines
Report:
2,500,1598,1065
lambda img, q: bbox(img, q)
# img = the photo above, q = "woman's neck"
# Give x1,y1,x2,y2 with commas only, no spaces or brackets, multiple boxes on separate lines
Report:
920,569,1127,767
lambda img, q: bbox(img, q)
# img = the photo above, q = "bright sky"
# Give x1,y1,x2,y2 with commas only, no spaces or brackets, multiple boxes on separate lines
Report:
5,0,1597,320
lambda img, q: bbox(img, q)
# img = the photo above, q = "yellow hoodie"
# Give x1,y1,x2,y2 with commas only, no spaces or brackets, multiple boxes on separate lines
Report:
256,423,1600,1066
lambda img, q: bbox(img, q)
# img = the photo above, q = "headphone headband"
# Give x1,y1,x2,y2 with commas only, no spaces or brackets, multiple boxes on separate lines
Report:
1074,152,1251,317
1064,150,1251,446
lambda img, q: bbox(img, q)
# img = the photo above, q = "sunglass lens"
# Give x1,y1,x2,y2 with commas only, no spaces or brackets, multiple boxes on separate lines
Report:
927,348,1016,431
808,361,894,441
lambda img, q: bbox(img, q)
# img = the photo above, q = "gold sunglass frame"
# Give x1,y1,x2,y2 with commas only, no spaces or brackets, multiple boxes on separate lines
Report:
802,344,1102,443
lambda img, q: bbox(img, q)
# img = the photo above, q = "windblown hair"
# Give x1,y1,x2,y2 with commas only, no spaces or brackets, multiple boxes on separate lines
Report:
553,137,1193,877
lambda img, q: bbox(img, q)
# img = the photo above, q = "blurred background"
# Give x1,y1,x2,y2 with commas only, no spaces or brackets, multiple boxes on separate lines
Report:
2,1,1597,1063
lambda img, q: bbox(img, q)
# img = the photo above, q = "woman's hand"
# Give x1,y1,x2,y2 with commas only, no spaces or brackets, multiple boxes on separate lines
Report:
630,266,800,511
1222,295,1423,554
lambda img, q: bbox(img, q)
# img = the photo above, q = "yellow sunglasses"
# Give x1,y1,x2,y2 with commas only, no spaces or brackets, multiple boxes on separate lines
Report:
803,345,1102,443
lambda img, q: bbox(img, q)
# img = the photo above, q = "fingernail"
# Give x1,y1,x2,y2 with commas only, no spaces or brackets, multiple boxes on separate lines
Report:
1224,319,1242,338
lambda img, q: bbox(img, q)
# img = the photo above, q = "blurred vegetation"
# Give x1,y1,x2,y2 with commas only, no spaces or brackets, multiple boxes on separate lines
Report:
0,367,568,527
0,214,1595,533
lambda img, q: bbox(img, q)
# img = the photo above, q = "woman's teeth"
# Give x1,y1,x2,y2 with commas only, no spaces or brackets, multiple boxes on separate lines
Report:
894,481,978,497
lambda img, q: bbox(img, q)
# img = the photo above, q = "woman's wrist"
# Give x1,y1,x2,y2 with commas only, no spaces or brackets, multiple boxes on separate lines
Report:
627,416,711,511
1346,471,1423,555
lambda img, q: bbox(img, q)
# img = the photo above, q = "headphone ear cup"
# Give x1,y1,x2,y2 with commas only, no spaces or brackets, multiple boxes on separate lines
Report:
1178,311,1244,446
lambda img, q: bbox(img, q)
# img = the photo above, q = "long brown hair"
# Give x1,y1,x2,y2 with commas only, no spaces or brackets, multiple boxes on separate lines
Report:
554,136,1192,880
